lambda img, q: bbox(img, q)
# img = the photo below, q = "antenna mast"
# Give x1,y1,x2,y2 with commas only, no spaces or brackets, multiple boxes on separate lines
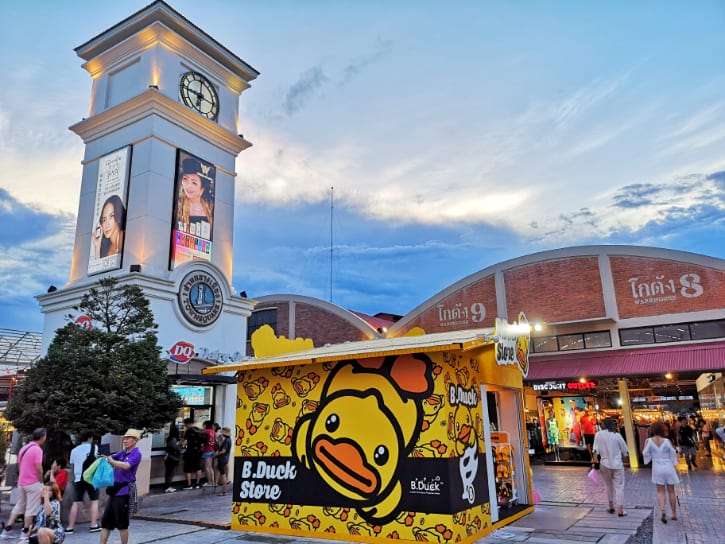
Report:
329,186,334,302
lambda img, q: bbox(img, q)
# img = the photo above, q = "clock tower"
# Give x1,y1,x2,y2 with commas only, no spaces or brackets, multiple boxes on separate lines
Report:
36,0,259,475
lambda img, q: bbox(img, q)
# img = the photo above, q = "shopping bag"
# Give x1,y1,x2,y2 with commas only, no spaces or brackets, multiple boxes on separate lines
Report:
82,457,103,486
587,468,599,485
532,489,542,504
92,457,115,489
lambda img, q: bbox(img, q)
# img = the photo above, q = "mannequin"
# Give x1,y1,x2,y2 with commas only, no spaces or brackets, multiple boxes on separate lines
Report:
547,411,561,461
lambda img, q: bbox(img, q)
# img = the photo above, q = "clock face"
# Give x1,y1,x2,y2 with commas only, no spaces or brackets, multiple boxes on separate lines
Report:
179,71,219,121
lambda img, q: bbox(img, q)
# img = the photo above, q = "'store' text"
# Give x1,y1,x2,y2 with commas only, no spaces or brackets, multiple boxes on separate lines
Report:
238,460,297,500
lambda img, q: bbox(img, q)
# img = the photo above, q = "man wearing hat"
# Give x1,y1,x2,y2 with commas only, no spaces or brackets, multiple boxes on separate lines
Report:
214,427,233,496
99,429,143,544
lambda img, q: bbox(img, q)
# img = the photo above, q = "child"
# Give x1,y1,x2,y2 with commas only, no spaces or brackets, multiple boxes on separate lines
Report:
44,459,68,494
30,483,65,544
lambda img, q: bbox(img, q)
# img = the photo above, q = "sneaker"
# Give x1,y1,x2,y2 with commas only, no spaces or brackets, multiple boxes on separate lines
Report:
64,528,75,534
201,482,210,487
18,532,29,543
194,485,201,489
164,487,177,493
183,485,193,490
89,525,101,533
0,529,13,540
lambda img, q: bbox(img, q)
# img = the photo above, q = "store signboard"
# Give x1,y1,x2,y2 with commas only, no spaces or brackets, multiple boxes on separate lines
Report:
533,380,596,392
173,386,210,406
494,312,531,377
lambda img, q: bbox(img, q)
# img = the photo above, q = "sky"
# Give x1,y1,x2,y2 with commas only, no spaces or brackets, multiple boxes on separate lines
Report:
1,0,724,333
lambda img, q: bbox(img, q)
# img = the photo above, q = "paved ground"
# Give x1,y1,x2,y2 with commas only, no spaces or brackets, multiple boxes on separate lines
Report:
4,445,723,543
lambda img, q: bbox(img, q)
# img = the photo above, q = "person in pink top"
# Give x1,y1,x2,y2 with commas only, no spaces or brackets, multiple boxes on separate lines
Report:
0,428,47,542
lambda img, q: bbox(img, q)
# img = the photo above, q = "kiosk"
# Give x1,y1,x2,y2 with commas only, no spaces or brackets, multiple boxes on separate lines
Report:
203,322,533,543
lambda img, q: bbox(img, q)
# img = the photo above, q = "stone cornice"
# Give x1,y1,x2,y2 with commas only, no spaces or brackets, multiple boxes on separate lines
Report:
69,89,251,154
75,0,259,84
81,21,251,96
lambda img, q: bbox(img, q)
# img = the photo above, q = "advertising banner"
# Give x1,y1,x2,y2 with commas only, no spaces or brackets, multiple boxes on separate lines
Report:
88,147,131,274
170,149,216,268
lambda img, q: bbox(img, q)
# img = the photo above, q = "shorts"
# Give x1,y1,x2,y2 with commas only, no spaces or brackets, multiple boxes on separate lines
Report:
11,481,42,519
217,460,229,476
183,455,201,473
201,451,215,459
101,494,130,531
73,479,100,502
584,434,595,447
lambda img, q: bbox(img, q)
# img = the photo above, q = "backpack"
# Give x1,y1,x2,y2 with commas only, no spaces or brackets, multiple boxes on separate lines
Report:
185,428,203,454
82,443,97,474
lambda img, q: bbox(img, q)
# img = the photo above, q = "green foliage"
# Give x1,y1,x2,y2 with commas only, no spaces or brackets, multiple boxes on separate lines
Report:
6,278,181,436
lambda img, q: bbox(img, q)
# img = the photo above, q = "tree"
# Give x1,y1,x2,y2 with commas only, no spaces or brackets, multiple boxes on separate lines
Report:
6,278,182,445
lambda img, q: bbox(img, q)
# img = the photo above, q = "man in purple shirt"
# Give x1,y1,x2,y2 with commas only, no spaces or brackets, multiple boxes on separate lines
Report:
99,429,142,544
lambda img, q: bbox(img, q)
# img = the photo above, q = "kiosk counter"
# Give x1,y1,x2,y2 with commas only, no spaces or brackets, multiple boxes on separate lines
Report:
202,324,534,543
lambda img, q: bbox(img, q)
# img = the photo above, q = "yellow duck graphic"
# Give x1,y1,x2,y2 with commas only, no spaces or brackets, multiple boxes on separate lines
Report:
293,354,434,525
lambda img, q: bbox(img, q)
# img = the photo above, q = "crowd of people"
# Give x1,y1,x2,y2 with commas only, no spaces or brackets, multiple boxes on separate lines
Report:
0,419,233,544
163,419,231,496
590,415,725,526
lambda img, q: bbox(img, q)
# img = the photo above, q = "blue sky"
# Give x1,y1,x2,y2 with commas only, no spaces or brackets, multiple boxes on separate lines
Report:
1,0,724,332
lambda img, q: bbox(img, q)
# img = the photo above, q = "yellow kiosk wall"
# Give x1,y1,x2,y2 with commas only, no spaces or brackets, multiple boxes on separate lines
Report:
230,344,529,543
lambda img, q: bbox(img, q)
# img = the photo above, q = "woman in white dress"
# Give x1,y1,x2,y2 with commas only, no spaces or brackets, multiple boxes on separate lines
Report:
642,421,680,524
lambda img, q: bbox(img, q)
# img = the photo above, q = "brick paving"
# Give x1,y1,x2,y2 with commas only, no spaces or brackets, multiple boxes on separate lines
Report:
6,444,723,543
482,444,725,544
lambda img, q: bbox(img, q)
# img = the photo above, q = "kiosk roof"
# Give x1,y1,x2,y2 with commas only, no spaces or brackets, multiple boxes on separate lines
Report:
202,327,496,374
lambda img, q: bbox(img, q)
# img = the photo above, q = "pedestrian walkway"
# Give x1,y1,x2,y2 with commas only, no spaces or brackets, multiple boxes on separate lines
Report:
483,445,725,544
7,446,724,543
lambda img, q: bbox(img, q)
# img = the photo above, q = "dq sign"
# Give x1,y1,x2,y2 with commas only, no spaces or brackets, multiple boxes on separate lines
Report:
73,315,94,330
168,341,195,364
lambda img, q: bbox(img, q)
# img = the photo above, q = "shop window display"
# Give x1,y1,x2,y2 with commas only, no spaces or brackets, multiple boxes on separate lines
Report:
539,396,592,460
492,432,518,509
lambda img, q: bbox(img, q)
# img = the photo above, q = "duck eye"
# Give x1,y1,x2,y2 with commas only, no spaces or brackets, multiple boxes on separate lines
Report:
325,413,339,433
373,445,389,466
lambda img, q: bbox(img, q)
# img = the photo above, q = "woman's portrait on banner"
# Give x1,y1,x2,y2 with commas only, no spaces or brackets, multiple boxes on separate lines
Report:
92,194,126,259
170,150,216,268
88,147,131,275
176,156,215,239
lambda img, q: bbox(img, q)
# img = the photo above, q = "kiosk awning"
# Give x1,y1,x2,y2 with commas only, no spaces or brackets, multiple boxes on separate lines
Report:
527,341,725,380
202,328,496,374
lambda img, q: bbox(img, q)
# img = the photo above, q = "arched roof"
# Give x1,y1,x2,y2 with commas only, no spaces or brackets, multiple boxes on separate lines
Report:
253,294,383,338
388,244,724,336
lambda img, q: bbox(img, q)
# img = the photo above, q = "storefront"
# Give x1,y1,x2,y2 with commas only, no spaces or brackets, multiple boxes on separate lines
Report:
530,379,599,461
525,341,725,464
147,362,238,485
203,325,534,543
697,372,724,428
